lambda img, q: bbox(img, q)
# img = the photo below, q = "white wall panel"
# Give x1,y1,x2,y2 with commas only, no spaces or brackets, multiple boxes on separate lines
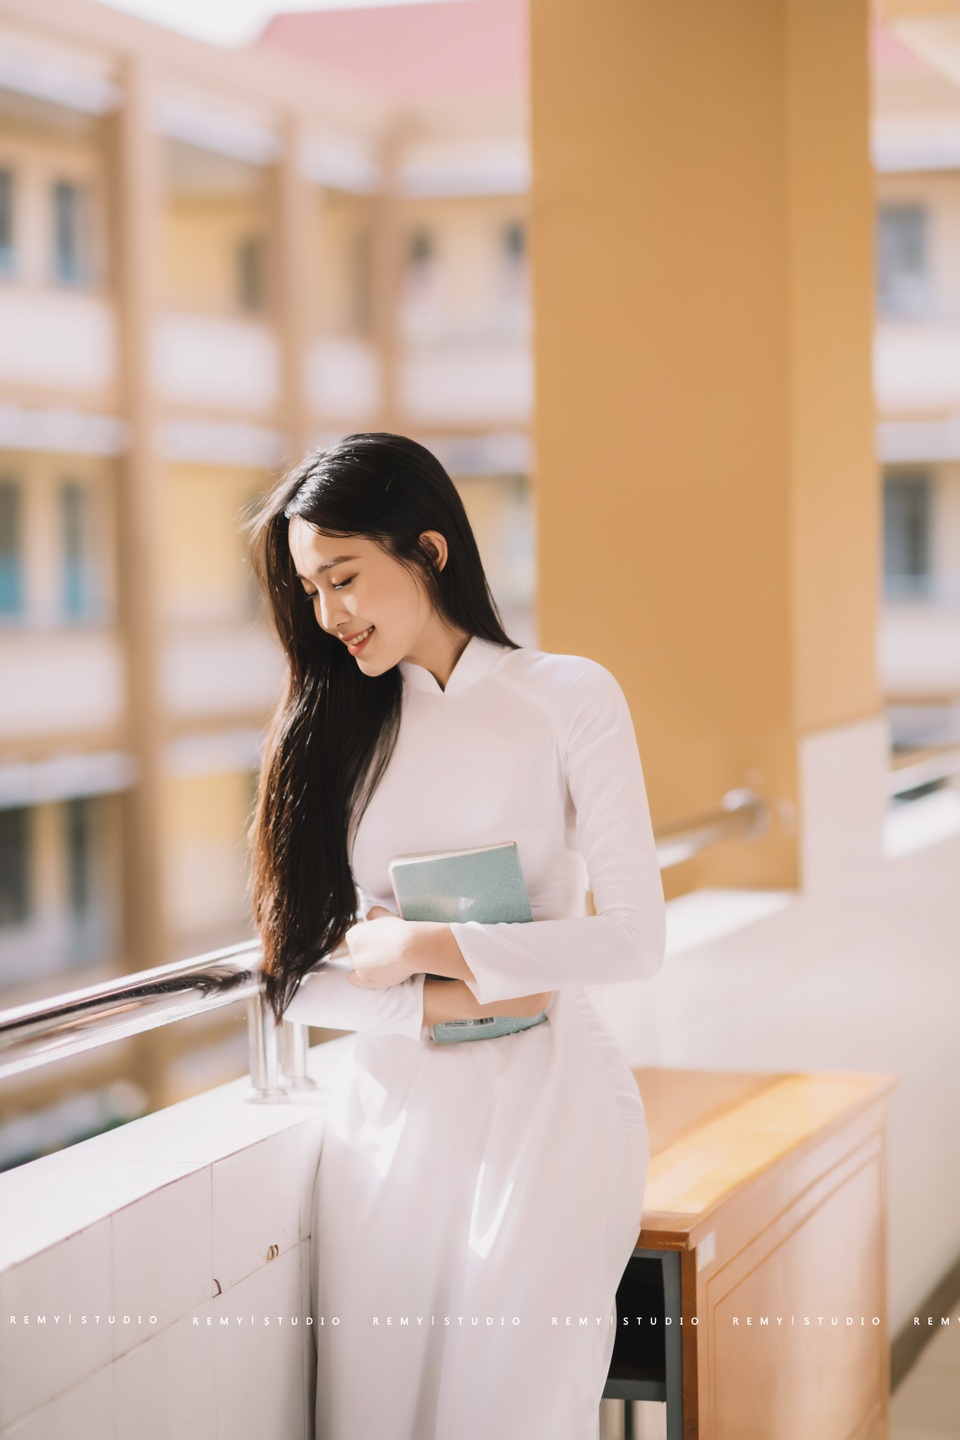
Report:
304,337,381,421
161,626,285,718
154,315,280,413
0,632,124,738
0,292,115,394
875,322,960,411
400,341,532,424
879,604,960,694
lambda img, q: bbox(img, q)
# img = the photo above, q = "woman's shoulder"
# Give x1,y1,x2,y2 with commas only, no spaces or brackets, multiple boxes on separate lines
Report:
496,644,626,715
500,642,618,683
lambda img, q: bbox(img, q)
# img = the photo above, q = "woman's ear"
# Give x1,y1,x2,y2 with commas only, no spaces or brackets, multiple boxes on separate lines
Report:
420,530,449,571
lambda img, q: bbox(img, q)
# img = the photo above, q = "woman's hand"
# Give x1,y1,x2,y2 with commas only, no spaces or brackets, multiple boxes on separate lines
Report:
423,980,553,1027
345,905,416,989
344,905,492,994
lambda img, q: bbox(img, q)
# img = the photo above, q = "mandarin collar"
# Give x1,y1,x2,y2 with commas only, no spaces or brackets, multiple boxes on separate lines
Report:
398,635,511,696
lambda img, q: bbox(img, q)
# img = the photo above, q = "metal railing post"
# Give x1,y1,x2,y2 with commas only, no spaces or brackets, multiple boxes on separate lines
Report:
246,991,288,1103
281,1020,319,1092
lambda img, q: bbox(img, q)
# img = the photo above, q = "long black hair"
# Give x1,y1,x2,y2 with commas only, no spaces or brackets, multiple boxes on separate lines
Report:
247,432,520,1020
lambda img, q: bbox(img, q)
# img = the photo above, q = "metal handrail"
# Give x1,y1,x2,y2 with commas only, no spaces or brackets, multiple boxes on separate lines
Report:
655,787,770,869
887,743,960,798
0,938,296,1094
0,759,950,1097
0,787,771,1096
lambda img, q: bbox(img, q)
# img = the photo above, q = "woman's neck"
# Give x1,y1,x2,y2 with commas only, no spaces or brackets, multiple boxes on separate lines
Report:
406,625,472,691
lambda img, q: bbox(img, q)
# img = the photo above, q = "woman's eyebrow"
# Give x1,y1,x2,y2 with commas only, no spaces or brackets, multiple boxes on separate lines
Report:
295,555,359,581
318,554,359,571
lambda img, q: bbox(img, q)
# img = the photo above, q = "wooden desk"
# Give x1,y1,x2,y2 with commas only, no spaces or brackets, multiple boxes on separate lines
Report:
604,1068,898,1440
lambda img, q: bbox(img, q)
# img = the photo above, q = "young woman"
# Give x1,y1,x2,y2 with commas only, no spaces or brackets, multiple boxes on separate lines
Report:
247,432,666,1440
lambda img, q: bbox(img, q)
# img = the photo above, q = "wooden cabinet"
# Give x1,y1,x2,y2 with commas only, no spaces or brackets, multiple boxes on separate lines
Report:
604,1068,897,1440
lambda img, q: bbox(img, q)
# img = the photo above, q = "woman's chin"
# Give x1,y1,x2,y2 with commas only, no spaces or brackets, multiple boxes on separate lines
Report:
355,650,391,675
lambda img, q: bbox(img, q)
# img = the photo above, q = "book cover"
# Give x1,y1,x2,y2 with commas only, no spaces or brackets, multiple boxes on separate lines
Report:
388,842,547,1043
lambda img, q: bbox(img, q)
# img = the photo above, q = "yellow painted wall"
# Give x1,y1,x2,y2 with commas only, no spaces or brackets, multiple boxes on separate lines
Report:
316,188,376,335
530,0,880,888
399,194,528,338
785,0,880,739
161,195,268,316
935,463,960,583
455,473,534,610
164,769,253,943
160,463,267,624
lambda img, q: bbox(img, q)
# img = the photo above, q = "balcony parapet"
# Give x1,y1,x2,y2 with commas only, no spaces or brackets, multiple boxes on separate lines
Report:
0,1042,342,1437
0,629,125,739
0,289,116,398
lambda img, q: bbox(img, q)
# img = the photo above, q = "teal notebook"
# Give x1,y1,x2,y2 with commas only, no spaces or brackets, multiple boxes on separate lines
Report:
388,842,549,1045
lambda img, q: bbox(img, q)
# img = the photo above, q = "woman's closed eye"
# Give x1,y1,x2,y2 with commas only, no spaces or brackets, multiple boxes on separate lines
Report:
331,577,354,591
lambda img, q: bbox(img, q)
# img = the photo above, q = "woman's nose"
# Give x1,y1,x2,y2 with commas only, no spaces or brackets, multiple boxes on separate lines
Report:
316,590,348,635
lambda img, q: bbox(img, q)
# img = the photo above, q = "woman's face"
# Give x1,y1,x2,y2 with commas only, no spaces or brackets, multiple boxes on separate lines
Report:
287,517,451,676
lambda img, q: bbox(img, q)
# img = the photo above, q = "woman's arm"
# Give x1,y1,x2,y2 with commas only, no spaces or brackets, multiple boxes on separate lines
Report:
422,978,552,1027
441,661,666,1007
284,950,425,1039
285,960,548,1036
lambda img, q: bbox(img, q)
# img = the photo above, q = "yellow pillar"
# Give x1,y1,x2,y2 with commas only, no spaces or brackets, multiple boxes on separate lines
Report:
371,124,405,431
272,116,313,461
107,57,170,1104
530,0,882,891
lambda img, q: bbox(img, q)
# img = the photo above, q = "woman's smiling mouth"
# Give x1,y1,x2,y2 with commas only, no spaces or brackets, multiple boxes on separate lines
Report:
344,625,375,653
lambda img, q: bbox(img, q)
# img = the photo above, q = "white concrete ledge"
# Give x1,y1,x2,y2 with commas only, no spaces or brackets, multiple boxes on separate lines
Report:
0,1036,349,1439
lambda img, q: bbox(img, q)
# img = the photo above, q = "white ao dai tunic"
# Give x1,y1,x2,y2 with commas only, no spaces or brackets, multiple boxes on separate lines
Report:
286,635,666,1440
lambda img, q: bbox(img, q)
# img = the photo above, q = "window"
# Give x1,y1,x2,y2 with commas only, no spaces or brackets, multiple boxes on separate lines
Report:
0,481,23,617
0,169,13,274
877,204,929,317
0,807,30,929
408,228,434,267
403,227,438,317
883,470,932,599
236,236,263,312
61,480,95,620
65,798,93,919
502,221,525,263
499,219,528,315
52,179,89,284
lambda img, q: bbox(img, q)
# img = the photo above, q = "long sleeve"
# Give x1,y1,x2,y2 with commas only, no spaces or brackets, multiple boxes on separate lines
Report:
451,661,666,1007
285,958,426,1041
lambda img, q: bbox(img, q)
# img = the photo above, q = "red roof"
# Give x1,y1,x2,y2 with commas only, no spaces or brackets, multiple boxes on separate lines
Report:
257,0,527,102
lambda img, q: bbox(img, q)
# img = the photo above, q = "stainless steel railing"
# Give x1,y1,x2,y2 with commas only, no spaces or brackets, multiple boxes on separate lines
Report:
0,938,286,1096
0,786,767,1097
654,787,770,869
887,742,960,798
0,940,329,1102
1,757,954,1098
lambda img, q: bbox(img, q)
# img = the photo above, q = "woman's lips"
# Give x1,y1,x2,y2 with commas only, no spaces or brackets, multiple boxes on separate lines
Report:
346,625,375,654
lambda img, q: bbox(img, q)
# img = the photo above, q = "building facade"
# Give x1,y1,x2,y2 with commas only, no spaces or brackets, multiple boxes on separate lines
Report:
0,0,532,1157
873,20,960,747
1,0,958,1162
